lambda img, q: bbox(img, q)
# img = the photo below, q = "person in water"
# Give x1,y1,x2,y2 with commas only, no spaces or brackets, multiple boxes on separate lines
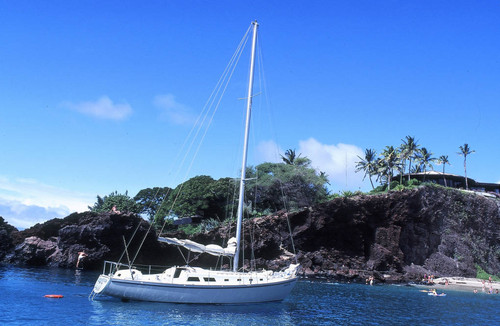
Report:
76,251,87,268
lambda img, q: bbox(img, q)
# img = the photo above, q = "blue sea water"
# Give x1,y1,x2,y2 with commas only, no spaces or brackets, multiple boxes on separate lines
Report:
0,266,498,325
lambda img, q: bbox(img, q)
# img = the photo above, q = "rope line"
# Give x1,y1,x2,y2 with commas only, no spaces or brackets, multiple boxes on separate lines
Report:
158,24,253,236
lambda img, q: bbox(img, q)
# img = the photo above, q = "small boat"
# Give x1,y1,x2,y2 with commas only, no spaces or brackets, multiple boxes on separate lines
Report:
90,21,299,304
44,294,64,299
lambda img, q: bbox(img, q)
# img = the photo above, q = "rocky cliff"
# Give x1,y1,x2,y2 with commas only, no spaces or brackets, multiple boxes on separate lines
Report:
0,216,17,261
1,212,173,269
234,185,500,282
1,186,499,283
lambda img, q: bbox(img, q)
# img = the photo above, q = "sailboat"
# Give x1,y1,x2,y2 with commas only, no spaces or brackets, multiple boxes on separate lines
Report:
90,21,300,304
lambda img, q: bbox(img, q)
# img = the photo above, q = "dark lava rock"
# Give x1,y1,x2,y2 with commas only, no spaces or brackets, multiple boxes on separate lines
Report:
1,186,499,284
4,212,178,269
0,216,18,261
199,186,499,282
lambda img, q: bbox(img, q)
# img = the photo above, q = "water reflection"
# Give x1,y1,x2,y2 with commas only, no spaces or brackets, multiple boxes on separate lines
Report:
74,269,82,284
89,298,293,326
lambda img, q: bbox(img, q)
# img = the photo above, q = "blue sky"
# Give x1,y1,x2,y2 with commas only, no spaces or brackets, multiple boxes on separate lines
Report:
1,1,499,229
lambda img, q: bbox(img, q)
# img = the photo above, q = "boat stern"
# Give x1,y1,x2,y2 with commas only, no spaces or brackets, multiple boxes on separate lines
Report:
93,274,111,294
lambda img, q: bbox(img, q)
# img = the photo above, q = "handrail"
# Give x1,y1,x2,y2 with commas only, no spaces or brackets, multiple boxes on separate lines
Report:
102,260,177,276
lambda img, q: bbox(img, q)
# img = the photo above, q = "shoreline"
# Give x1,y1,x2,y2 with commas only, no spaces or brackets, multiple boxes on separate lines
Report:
413,277,500,293
303,274,500,294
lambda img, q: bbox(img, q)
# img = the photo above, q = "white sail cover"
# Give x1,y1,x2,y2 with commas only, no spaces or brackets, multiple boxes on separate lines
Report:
158,237,236,257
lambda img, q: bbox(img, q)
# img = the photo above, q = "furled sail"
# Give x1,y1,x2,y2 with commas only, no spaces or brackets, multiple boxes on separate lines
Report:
158,237,237,257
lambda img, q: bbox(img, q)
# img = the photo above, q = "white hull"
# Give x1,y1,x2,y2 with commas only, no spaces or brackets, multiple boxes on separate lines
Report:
92,263,300,304
96,275,297,304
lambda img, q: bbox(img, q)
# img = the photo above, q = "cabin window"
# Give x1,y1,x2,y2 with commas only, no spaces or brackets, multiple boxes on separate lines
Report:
260,279,263,281
187,277,200,282
203,277,216,282
237,279,241,281
173,268,182,278
224,279,229,282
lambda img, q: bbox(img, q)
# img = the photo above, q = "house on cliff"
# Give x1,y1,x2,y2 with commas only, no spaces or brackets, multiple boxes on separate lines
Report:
403,171,500,195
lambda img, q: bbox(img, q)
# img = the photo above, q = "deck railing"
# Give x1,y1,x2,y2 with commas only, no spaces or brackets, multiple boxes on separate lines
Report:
102,260,174,276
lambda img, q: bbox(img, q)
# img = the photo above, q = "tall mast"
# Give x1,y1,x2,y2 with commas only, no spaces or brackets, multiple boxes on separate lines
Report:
233,21,258,272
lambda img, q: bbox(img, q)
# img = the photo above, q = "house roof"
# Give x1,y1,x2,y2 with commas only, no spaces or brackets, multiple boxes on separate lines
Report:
407,171,462,178
403,171,499,188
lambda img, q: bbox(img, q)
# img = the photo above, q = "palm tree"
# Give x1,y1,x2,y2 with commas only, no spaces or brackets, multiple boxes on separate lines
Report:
458,144,475,190
437,155,450,187
410,165,423,173
418,147,436,181
397,144,407,184
355,148,377,189
281,149,298,165
319,171,330,186
379,146,399,190
401,136,419,182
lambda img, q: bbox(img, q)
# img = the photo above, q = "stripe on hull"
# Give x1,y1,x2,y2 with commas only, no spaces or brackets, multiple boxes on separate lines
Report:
102,277,297,303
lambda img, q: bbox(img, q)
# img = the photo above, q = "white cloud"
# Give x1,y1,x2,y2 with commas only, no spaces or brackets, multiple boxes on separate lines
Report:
0,199,70,229
255,140,283,164
154,94,197,125
0,176,94,229
253,138,370,192
297,138,367,191
63,96,132,120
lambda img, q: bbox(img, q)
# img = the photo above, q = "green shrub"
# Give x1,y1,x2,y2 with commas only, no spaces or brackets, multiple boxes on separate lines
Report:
339,190,363,198
393,184,406,191
389,180,400,190
340,190,355,197
178,224,202,236
370,184,387,194
476,264,500,281
328,193,341,200
407,179,420,187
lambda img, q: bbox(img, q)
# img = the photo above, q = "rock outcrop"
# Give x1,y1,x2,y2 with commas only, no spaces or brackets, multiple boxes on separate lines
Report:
0,216,17,261
2,212,176,269
201,185,500,282
1,186,499,283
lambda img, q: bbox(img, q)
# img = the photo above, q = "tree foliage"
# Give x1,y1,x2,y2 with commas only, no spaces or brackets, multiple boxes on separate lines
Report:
133,187,173,222
377,146,399,190
281,149,298,165
88,191,141,214
246,161,329,213
158,176,236,223
414,147,436,180
437,155,450,187
458,143,475,190
281,148,312,167
355,148,377,189
356,136,472,192
163,175,216,218
140,158,329,226
400,136,419,182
